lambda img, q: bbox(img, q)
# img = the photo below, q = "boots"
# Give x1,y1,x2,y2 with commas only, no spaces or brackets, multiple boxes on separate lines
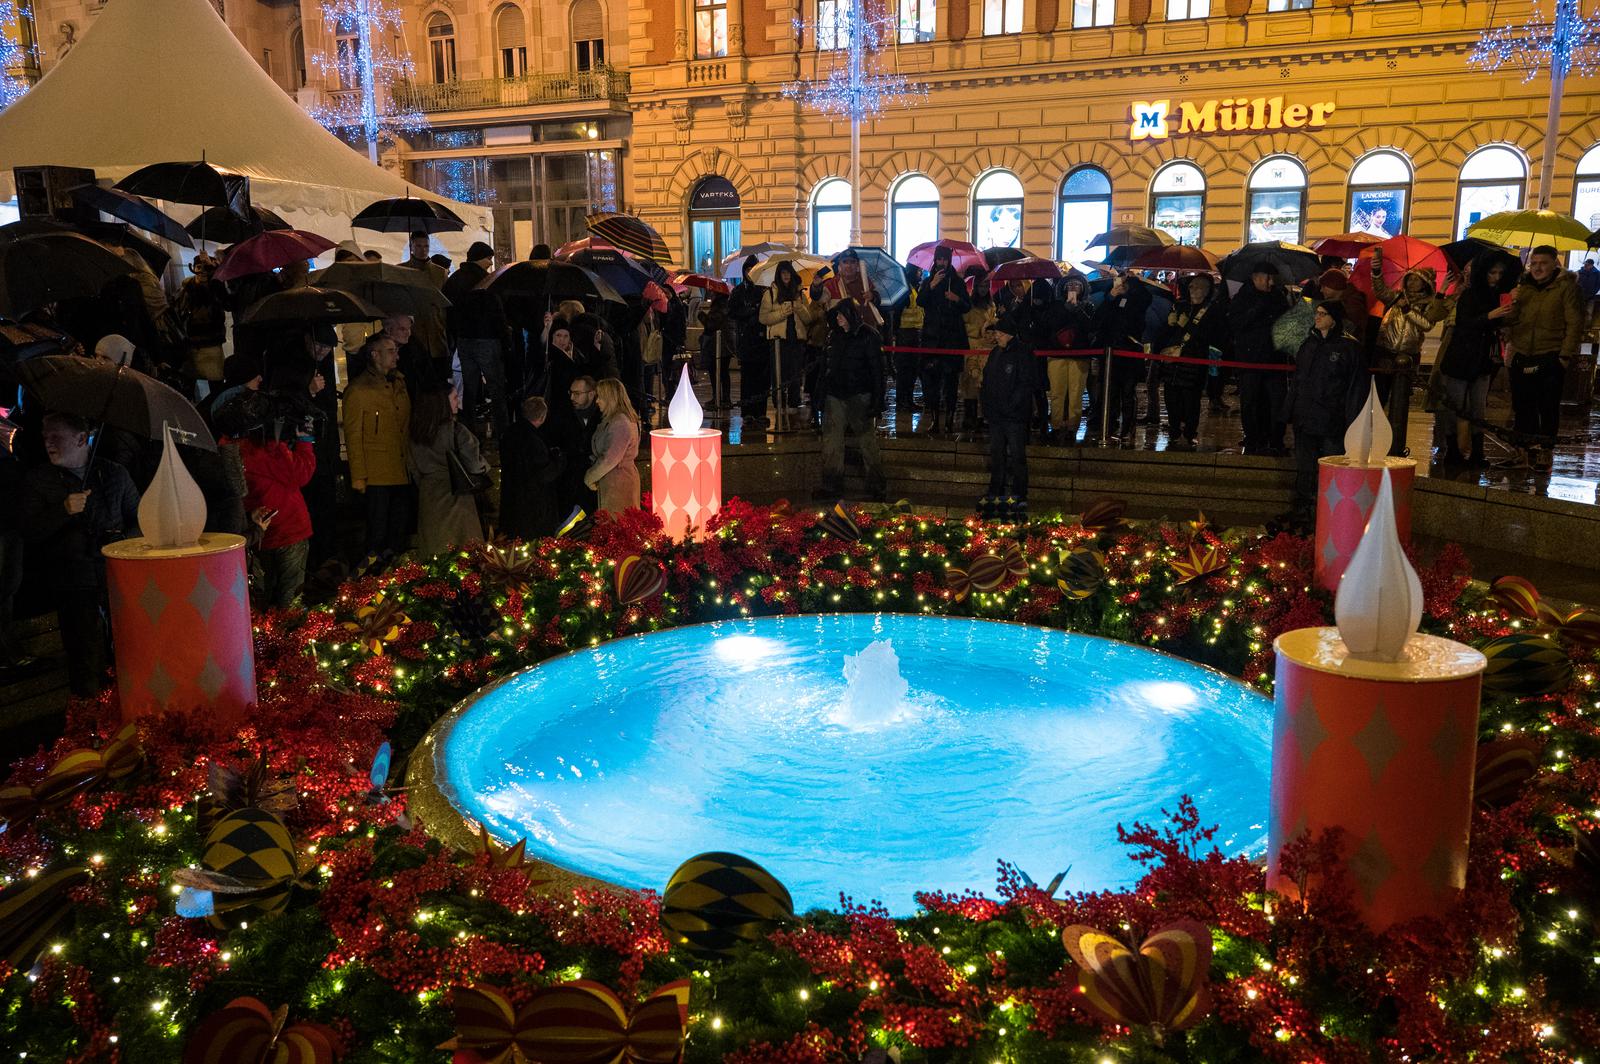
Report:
1468,438,1486,467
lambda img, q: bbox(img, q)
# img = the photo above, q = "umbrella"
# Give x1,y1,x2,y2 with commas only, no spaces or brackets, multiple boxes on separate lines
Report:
670,271,731,296
114,161,249,211
238,287,384,328
0,321,77,389
554,237,672,282
15,355,215,450
906,240,987,275
1467,209,1590,251
990,257,1064,284
307,261,450,317
832,247,910,305
562,246,661,297
719,242,795,281
1439,236,1509,271
186,205,290,244
1089,225,1174,250
748,253,831,287
487,260,626,324
71,185,194,248
215,230,339,282
1349,235,1449,308
0,231,143,318
1310,231,1383,258
585,211,670,263
352,195,466,234
1126,245,1220,273
982,246,1031,268
0,218,170,274
643,281,669,314
1219,240,1322,286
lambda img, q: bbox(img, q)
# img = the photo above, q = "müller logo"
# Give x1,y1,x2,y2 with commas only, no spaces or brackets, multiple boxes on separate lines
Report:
1129,96,1338,140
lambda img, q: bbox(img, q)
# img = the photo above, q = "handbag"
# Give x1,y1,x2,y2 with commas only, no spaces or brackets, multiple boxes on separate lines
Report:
642,328,664,366
446,425,491,496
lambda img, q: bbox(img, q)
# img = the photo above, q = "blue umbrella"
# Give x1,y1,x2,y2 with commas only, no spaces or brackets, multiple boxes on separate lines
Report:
71,184,194,248
832,246,909,306
565,246,665,296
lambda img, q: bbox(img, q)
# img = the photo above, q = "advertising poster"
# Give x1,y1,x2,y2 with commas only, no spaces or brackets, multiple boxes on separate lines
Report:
1348,188,1406,238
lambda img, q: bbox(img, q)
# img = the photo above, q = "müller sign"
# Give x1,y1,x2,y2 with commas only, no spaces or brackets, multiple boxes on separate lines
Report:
1129,97,1337,139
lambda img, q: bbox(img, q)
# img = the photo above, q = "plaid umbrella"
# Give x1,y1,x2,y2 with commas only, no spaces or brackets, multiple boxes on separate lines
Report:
215,230,338,282
70,185,194,248
585,212,670,263
1467,209,1590,251
352,196,465,235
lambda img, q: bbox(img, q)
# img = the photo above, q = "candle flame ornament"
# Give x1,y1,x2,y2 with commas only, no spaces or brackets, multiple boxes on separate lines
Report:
666,363,703,435
1343,380,1393,466
1333,470,1421,662
651,368,721,541
1314,386,1416,592
138,423,207,549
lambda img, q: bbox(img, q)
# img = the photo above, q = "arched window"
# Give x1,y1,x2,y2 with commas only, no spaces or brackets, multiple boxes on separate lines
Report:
426,13,456,83
1247,155,1308,244
289,26,307,88
890,174,940,263
571,0,606,70
694,0,729,57
971,169,1024,248
496,5,527,77
1056,166,1112,260
1149,161,1205,246
334,19,362,89
688,176,741,275
1346,149,1411,238
1571,145,1600,268
1456,145,1527,239
811,178,852,256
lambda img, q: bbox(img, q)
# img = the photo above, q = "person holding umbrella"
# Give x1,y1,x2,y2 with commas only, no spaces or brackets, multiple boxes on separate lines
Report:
729,256,770,426
980,313,1037,518
1504,244,1584,470
758,261,811,416
175,253,229,398
1091,270,1153,445
343,333,413,561
817,299,887,501
21,411,140,697
1157,274,1225,452
1284,301,1365,527
400,231,451,378
917,246,973,436
1434,253,1517,466
1369,248,1447,453
1227,264,1293,455
442,242,511,441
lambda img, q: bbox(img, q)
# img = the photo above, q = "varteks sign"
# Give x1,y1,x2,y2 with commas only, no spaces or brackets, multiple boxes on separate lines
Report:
1129,97,1337,139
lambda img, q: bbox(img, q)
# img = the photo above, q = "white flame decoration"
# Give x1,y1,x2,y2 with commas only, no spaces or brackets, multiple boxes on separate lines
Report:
1343,379,1394,466
137,424,207,549
667,363,703,435
1334,469,1421,662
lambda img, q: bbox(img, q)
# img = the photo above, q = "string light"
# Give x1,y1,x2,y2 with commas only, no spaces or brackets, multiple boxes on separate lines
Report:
1470,0,1600,81
309,0,428,158
0,0,33,110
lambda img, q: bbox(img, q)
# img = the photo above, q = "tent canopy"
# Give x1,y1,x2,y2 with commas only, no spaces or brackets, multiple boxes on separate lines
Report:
0,0,488,238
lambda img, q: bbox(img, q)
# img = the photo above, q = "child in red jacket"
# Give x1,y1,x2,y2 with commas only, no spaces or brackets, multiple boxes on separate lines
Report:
226,359,319,608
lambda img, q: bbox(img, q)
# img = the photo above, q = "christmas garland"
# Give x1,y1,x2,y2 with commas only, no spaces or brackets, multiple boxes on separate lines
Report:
2,499,1597,1063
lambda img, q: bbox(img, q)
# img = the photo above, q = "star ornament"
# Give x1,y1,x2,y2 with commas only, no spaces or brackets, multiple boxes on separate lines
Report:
468,822,551,887
1170,539,1228,585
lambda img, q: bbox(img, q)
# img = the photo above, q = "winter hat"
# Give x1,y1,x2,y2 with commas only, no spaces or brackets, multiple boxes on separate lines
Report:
1316,267,1349,293
94,334,135,366
310,322,338,348
1316,299,1345,326
467,241,494,263
993,313,1023,338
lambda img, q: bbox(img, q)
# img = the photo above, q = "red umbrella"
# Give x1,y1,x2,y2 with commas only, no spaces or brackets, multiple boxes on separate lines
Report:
670,271,731,296
906,240,987,275
215,229,337,282
1127,245,1220,273
1349,234,1450,312
990,256,1063,284
1310,231,1383,259
643,281,669,313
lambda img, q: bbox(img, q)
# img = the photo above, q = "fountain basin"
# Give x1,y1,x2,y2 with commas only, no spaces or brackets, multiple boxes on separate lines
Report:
414,614,1272,913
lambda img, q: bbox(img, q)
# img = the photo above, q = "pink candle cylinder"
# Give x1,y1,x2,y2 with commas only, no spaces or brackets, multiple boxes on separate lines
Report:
103,533,256,725
1314,457,1416,592
650,428,722,541
1267,627,1484,930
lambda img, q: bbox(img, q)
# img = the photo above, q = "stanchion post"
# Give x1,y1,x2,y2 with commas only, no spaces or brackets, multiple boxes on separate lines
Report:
1099,345,1113,447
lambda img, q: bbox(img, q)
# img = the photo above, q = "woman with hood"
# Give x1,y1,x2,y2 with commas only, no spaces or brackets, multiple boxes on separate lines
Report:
1434,253,1518,465
817,298,887,500
917,245,973,436
1156,274,1225,451
1370,248,1449,452
758,260,812,414
1043,271,1095,443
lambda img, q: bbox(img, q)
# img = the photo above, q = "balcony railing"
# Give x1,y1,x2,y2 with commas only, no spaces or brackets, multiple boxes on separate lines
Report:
393,67,631,114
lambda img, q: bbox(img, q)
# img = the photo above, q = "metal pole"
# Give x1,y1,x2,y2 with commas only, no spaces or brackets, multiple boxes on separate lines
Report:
1536,0,1574,210
772,338,785,432
357,0,380,166
1099,346,1113,446
716,330,724,408
847,0,864,245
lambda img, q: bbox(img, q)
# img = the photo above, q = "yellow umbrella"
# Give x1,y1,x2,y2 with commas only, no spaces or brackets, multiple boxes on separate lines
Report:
748,253,830,286
1466,209,1590,251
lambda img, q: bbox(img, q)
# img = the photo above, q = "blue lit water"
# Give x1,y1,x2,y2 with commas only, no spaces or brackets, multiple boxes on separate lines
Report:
431,614,1272,914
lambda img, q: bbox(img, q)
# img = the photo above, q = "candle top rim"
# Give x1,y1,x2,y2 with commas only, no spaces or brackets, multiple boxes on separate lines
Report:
649,427,723,439
102,532,248,561
1317,455,1419,471
1275,627,1486,681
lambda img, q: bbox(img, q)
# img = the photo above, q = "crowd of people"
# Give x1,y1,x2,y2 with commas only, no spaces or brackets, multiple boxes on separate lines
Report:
0,226,1591,697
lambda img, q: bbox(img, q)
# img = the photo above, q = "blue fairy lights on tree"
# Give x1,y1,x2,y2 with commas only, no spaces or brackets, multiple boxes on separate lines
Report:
310,0,427,165
0,0,37,111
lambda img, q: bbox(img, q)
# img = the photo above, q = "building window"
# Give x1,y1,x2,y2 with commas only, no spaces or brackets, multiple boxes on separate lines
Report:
290,27,307,88
972,169,1024,248
1056,166,1112,260
983,0,1022,35
1149,161,1205,246
1346,149,1411,237
899,0,936,42
571,0,605,70
1456,145,1527,239
890,174,940,263
1247,155,1308,244
1266,0,1312,10
426,14,456,83
818,0,843,49
689,176,742,275
1166,0,1209,19
335,23,361,89
695,0,728,58
1570,145,1600,268
811,178,853,256
497,4,528,77
1072,0,1113,27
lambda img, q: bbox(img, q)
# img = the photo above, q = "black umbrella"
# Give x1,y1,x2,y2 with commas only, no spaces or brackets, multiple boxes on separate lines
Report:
983,246,1030,269
1219,241,1322,286
308,261,451,316
0,231,143,319
352,195,465,234
564,246,661,297
186,205,290,244
239,286,385,327
0,320,77,390
0,218,171,274
71,185,194,248
114,161,250,212
488,260,625,323
1440,236,1509,271
15,355,215,450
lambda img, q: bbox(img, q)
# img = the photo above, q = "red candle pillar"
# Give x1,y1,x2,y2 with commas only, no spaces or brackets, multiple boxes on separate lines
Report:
1314,456,1416,593
650,428,722,542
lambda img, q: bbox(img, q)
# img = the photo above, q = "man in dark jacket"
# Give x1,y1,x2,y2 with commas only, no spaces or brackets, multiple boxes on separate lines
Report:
818,300,886,499
443,242,511,440
1157,274,1225,451
1091,272,1151,444
21,412,140,696
981,314,1036,517
501,396,566,539
1228,264,1292,454
729,256,769,426
917,247,972,435
548,375,602,518
1286,301,1363,522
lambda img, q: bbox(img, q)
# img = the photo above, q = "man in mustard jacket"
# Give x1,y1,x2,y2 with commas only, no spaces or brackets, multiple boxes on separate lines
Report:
343,334,413,558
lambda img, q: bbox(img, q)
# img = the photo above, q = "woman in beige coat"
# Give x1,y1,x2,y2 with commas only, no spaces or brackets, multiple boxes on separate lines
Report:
583,378,642,515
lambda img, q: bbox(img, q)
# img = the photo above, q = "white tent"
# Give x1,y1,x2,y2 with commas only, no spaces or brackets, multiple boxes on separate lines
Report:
0,0,489,258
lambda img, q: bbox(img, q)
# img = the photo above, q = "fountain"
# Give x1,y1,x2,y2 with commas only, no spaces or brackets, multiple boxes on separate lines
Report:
831,639,911,730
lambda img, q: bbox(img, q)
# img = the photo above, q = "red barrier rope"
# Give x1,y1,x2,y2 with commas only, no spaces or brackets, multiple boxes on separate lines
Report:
881,344,1297,372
